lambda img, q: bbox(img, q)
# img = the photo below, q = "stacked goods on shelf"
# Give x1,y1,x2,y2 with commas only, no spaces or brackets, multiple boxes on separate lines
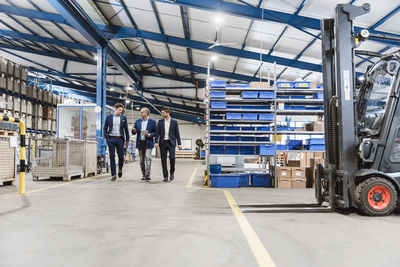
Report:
0,132,16,185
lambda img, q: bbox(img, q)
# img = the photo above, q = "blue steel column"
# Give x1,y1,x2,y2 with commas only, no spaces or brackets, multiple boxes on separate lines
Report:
96,45,107,156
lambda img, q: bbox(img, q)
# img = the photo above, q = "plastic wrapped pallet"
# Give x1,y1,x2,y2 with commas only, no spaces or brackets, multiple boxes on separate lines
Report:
13,98,20,112
20,67,28,81
84,140,97,177
20,82,27,96
7,61,14,76
38,104,43,117
52,108,57,120
26,115,32,129
0,76,6,89
37,89,43,102
42,91,48,103
13,79,20,94
52,93,57,105
0,136,16,184
21,100,27,114
6,96,13,111
14,64,20,79
52,120,57,132
0,58,7,74
37,117,43,130
6,77,13,91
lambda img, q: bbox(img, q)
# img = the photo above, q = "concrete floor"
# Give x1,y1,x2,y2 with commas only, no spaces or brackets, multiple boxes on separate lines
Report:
1,159,400,267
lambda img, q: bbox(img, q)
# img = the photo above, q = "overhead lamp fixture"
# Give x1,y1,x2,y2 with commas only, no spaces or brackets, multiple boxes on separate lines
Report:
136,106,140,110
94,55,98,60
214,16,224,25
126,99,130,104
110,87,114,91
209,77,215,81
210,55,218,61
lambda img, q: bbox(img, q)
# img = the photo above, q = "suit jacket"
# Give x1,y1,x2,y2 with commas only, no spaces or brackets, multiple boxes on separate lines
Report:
132,118,157,149
103,114,130,142
155,118,181,147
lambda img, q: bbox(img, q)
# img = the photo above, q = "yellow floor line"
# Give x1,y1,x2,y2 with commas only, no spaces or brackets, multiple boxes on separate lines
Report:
25,174,109,195
186,167,198,188
223,189,277,267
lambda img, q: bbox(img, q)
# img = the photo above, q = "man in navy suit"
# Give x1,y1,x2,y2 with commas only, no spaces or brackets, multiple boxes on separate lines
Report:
131,107,157,181
155,107,182,182
103,103,130,181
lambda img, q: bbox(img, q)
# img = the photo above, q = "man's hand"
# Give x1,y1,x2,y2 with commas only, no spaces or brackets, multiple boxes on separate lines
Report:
125,142,129,148
145,133,151,138
178,145,182,150
132,127,137,134
155,143,159,148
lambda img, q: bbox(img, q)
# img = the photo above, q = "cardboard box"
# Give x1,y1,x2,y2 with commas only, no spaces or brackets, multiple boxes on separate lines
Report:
43,106,53,120
310,82,317,89
291,167,306,179
287,160,300,167
276,167,292,179
304,123,313,131
278,178,292,189
249,81,271,88
314,152,324,159
313,121,324,132
292,178,306,188
306,158,326,188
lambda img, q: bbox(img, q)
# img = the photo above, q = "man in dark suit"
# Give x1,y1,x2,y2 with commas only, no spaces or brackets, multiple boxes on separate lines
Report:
155,107,182,182
103,102,130,181
131,107,157,181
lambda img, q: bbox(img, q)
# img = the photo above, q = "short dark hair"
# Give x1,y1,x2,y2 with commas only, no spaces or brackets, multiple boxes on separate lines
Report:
114,103,124,109
162,107,170,113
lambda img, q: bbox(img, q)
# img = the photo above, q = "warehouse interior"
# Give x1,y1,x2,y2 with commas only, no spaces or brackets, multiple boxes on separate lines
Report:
1,0,400,267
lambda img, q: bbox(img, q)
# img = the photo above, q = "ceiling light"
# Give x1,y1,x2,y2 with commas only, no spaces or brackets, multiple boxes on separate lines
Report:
110,87,114,91
209,77,215,81
126,100,130,103
136,106,140,110
214,17,224,25
94,56,98,60
210,55,218,61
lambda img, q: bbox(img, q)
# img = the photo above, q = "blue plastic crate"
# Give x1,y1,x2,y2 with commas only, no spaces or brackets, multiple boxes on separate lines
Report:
211,174,240,188
241,126,256,131
242,91,259,99
305,106,323,110
277,144,289,150
259,145,274,156
290,105,306,110
306,138,325,145
277,126,290,131
210,135,224,141
284,105,290,110
225,146,240,155
210,80,227,88
243,113,258,120
239,173,250,187
287,140,303,149
241,146,255,155
210,164,222,174
225,136,240,141
241,105,258,110
211,102,227,109
306,144,325,151
236,84,250,88
225,126,240,131
290,95,306,99
293,81,311,88
210,115,224,120
210,145,224,154
258,105,271,110
258,113,274,121
256,136,270,142
277,96,290,99
200,151,206,157
211,126,224,131
258,91,275,99
228,105,241,109
225,84,234,88
313,92,323,99
251,173,271,187
226,113,242,120
210,91,226,98
241,137,255,141
257,126,271,131
277,81,293,88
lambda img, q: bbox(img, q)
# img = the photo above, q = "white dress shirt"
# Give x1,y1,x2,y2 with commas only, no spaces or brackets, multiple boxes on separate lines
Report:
140,119,148,141
164,118,171,140
111,115,121,136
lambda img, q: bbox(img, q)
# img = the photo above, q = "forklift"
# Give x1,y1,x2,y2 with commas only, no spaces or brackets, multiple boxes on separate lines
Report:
240,3,400,216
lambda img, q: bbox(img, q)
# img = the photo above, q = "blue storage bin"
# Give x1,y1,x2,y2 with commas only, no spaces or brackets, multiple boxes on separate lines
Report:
226,85,234,88
242,91,259,99
287,140,303,149
259,145,274,156
293,81,311,88
211,102,227,109
228,105,241,109
210,115,224,120
241,126,256,131
257,126,270,131
305,106,323,110
210,91,226,98
256,136,270,142
277,81,293,88
225,146,240,155
211,174,240,188
258,91,275,99
258,105,271,110
277,144,289,150
306,138,325,145
211,126,224,131
210,164,222,174
241,146,255,155
210,145,224,154
306,145,325,151
290,95,306,99
290,105,306,110
226,113,242,120
200,151,206,157
241,105,258,110
241,137,255,141
251,173,271,187
210,80,227,88
239,173,250,187
276,126,290,131
258,113,274,121
313,92,323,99
210,136,224,141
225,136,240,141
277,96,290,99
243,113,258,120
236,84,250,88
225,126,240,131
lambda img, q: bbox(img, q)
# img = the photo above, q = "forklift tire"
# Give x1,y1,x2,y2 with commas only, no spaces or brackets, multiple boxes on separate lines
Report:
355,177,398,216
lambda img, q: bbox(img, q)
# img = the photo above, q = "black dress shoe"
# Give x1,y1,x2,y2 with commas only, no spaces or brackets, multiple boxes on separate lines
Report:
141,177,146,181
163,177,168,182
146,177,151,181
170,175,174,181
111,176,117,181
118,170,123,178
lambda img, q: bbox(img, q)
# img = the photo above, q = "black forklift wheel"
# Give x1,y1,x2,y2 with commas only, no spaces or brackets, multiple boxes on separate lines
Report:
355,177,398,216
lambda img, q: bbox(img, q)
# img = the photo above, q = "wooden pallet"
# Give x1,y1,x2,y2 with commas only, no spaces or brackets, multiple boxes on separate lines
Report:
84,171,96,178
0,178,15,186
33,173,84,182
0,130,16,136
175,151,195,159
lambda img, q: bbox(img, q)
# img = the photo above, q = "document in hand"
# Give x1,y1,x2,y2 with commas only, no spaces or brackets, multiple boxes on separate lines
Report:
141,129,148,135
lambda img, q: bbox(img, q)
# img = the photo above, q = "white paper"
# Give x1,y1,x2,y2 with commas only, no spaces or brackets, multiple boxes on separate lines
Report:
141,129,148,135
9,136,18,148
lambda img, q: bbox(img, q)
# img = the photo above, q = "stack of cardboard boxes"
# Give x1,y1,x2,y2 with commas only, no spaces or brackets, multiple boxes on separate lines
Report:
276,151,325,189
